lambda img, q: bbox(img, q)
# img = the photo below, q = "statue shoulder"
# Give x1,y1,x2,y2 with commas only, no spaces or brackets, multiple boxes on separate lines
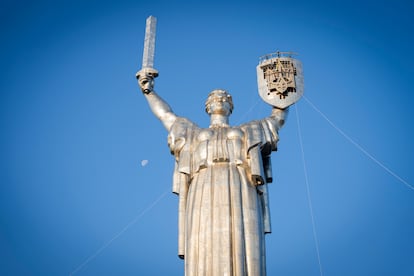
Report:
170,117,198,133
168,117,199,155
238,118,280,151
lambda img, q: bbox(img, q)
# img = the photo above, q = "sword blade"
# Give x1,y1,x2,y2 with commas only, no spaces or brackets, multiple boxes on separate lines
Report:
142,16,157,69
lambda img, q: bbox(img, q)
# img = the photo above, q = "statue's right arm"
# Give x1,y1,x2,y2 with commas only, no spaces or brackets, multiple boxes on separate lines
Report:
136,68,177,131
143,90,177,131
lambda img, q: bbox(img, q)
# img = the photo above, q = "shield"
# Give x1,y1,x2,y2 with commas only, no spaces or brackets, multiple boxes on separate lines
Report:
257,52,304,109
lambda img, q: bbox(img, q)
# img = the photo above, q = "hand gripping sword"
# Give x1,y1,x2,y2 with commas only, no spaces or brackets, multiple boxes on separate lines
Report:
136,16,158,93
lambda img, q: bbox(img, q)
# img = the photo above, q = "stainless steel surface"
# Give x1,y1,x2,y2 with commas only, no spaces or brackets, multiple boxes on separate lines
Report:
142,16,157,69
136,16,158,93
136,48,303,275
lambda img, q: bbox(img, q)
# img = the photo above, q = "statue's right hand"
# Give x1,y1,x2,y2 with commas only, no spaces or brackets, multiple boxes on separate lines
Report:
136,68,159,94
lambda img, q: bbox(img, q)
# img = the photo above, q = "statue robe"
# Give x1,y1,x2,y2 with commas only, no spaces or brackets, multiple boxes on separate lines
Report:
168,115,282,276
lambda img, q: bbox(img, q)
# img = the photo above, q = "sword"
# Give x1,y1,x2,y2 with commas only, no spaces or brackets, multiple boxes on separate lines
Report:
136,15,158,93
142,15,157,69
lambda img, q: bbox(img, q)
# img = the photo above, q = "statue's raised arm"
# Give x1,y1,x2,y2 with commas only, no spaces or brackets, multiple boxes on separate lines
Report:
136,68,177,131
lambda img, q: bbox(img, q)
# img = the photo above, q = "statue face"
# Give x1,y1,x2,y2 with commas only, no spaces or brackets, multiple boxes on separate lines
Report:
207,97,232,116
205,90,233,115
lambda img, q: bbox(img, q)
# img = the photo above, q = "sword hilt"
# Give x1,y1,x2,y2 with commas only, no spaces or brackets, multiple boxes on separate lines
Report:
136,68,159,93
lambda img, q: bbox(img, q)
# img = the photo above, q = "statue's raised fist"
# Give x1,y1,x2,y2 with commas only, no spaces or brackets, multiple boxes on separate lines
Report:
136,68,159,93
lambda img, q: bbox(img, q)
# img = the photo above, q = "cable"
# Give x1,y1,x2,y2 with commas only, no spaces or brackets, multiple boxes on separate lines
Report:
303,96,414,191
234,97,262,125
295,104,324,276
69,189,170,275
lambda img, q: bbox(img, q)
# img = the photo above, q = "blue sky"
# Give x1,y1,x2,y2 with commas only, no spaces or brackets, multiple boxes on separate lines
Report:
1,0,414,275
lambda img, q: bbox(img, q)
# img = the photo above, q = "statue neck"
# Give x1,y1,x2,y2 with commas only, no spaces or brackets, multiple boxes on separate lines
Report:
209,114,229,127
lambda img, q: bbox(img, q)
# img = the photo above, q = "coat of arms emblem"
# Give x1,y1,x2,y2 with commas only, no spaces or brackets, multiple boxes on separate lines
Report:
257,51,304,109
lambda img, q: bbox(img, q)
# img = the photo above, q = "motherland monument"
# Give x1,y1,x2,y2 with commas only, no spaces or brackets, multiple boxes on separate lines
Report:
136,16,304,276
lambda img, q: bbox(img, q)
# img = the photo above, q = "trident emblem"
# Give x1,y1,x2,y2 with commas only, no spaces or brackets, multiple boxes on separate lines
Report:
257,51,304,109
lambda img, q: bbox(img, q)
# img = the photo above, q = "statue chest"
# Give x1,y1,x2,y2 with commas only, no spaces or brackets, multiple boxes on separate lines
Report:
193,127,245,168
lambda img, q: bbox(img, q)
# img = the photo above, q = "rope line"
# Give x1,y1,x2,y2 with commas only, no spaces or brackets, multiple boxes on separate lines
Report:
303,96,414,191
235,97,262,125
295,105,324,276
69,189,169,275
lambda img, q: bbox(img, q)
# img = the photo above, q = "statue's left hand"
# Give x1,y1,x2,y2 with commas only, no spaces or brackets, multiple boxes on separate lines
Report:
136,68,159,94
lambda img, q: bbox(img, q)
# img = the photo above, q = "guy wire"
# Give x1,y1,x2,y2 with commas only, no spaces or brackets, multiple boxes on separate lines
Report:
295,104,324,276
303,96,414,191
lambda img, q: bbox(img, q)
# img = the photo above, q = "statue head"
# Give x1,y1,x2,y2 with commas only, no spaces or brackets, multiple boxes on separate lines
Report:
205,89,234,116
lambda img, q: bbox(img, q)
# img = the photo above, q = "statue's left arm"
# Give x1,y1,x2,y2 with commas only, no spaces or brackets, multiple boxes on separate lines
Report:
241,106,288,234
270,107,289,129
242,106,288,185
263,106,289,151
270,107,288,127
